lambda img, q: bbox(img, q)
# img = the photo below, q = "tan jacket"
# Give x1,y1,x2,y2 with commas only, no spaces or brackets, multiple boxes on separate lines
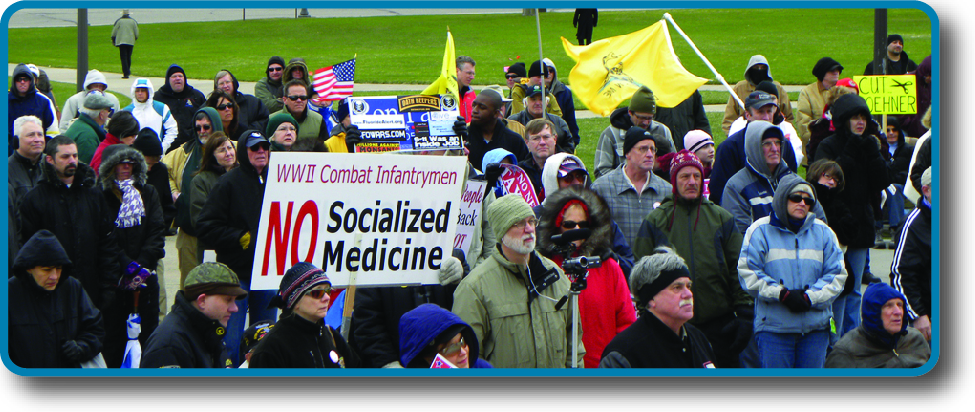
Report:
796,81,829,154
721,80,794,134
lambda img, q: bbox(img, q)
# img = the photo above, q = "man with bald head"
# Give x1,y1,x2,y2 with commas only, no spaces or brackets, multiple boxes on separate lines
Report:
462,87,529,171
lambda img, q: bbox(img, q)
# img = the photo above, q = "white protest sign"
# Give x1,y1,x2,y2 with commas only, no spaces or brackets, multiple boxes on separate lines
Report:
251,152,467,290
453,180,486,256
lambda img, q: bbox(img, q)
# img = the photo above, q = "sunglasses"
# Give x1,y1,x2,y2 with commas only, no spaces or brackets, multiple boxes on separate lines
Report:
787,194,816,206
216,103,233,111
306,286,332,300
440,337,468,355
560,220,590,230
248,143,270,152
268,67,283,72
505,74,519,79
195,124,212,132
287,95,308,101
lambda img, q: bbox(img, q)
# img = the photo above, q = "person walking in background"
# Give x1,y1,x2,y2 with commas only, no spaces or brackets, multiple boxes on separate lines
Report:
573,9,598,45
111,10,139,79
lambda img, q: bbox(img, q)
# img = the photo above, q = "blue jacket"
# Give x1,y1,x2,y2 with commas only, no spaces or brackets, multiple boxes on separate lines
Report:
8,64,57,154
738,175,846,334
398,303,492,368
708,121,798,204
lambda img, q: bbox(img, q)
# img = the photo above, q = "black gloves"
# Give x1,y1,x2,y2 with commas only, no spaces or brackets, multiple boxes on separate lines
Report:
61,340,86,363
344,124,362,153
452,116,469,142
779,288,812,313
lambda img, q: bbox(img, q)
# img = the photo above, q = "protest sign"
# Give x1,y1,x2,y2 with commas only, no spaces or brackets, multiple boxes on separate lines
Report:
852,75,918,115
454,180,486,256
498,163,539,207
251,152,468,290
430,353,457,368
349,94,462,152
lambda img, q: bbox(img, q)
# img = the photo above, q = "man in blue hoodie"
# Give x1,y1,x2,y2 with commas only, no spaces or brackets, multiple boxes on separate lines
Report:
8,63,58,154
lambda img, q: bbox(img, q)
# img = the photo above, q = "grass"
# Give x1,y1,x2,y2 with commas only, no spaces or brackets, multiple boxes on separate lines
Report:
9,8,932,87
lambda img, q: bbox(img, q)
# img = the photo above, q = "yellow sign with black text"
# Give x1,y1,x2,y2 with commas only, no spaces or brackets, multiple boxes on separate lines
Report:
852,75,917,115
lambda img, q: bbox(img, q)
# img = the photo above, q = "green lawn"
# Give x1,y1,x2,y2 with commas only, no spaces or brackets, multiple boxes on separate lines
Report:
9,8,931,87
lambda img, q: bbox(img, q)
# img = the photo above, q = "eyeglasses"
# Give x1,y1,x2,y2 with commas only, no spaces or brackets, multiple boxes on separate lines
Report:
268,67,283,72
195,124,212,132
762,140,783,149
560,220,590,230
560,172,587,184
306,286,332,300
287,95,308,101
440,337,468,355
512,217,538,230
787,194,816,206
216,103,233,111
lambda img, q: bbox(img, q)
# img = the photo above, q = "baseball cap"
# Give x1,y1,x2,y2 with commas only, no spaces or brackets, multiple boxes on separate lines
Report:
745,91,777,110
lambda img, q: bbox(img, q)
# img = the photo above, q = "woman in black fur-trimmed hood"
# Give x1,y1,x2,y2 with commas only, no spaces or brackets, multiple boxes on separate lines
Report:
536,186,637,368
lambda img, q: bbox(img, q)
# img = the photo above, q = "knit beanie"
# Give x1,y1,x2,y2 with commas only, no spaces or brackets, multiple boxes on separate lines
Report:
266,112,300,138
269,262,331,310
683,130,714,153
668,150,705,192
812,57,843,80
133,128,162,157
755,80,779,97
165,64,185,82
487,194,535,240
628,86,656,114
622,126,655,155
267,56,286,74
506,62,527,78
528,60,548,78
790,182,816,200
887,34,904,47
335,99,350,122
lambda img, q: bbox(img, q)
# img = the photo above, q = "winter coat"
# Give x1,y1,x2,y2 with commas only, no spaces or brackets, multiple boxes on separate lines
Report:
546,74,580,146
810,182,863,247
707,121,799,204
890,199,932,321
111,15,138,46
738,175,846,334
270,108,328,143
721,56,795,134
249,314,359,368
255,76,284,114
593,107,675,179
59,70,121,134
796,81,829,151
188,169,224,230
154,69,207,152
8,150,43,207
466,117,531,174
141,291,233,368
863,50,918,76
814,94,892,248
599,310,716,368
146,162,176,228
508,83,563,118
63,113,105,165
460,87,476,123
351,284,457,368
880,135,915,185
89,132,122,175
573,9,598,41
397,303,492,368
196,132,268,288
452,247,585,368
508,109,574,153
899,56,931,139
162,107,224,236
8,231,104,368
19,161,121,311
654,90,711,150
123,78,178,152
632,195,750,326
536,187,636,368
722,121,824,233
8,63,58,149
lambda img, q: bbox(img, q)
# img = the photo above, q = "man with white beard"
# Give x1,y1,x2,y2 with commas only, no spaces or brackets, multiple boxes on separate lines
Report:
452,194,584,368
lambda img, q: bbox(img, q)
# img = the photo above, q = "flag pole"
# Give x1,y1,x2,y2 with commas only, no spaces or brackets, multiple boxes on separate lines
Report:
663,13,744,110
535,9,547,95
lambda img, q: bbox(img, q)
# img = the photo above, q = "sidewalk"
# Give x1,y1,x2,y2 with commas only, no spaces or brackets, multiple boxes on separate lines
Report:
11,63,801,119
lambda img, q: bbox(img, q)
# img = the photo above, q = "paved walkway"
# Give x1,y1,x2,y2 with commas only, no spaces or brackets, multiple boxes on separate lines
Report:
11,63,801,119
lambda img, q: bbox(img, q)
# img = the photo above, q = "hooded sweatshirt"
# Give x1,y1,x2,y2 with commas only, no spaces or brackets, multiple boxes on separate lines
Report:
8,64,58,146
124,78,178,152
722,56,794,133
59,69,121,134
398,303,492,368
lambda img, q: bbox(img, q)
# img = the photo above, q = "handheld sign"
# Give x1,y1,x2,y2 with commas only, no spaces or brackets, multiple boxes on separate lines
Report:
349,94,463,152
430,353,458,368
498,163,539,207
454,180,486,256
251,152,467,290
852,75,918,115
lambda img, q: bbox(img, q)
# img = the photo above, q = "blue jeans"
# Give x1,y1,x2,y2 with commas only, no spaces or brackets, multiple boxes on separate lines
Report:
876,184,907,229
832,248,866,342
755,331,829,368
225,289,277,367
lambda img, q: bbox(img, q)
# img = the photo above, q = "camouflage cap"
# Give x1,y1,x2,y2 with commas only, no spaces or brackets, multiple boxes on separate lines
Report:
183,262,248,300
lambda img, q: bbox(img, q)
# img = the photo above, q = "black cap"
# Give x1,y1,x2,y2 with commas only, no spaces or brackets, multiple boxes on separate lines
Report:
133,127,162,157
812,57,843,80
887,34,904,46
528,60,549,78
506,62,526,78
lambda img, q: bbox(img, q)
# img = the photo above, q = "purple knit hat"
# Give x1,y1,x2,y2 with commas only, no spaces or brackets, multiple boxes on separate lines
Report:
270,262,331,310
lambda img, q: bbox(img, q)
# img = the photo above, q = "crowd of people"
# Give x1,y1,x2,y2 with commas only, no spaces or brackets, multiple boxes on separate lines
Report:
8,29,934,370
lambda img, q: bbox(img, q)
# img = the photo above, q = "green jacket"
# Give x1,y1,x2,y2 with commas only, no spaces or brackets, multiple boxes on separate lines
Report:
632,195,751,325
64,113,105,165
255,77,283,114
825,326,930,368
271,108,324,143
452,247,584,368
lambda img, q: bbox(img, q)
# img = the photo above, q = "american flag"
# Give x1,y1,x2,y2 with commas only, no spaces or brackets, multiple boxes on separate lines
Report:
312,58,355,101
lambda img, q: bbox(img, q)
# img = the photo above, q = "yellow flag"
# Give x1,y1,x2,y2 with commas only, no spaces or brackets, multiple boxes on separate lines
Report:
421,30,459,102
561,20,708,117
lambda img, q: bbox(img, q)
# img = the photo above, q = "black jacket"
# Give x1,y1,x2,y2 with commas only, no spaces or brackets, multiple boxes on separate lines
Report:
600,311,716,368
466,118,530,173
8,150,43,207
141,291,232,368
155,78,206,153
890,200,931,320
881,134,915,185
350,285,456,368
146,162,176,228
250,314,360,368
19,161,122,311
8,231,104,368
197,132,268,288
813,94,892,248
863,50,918,76
654,90,712,150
